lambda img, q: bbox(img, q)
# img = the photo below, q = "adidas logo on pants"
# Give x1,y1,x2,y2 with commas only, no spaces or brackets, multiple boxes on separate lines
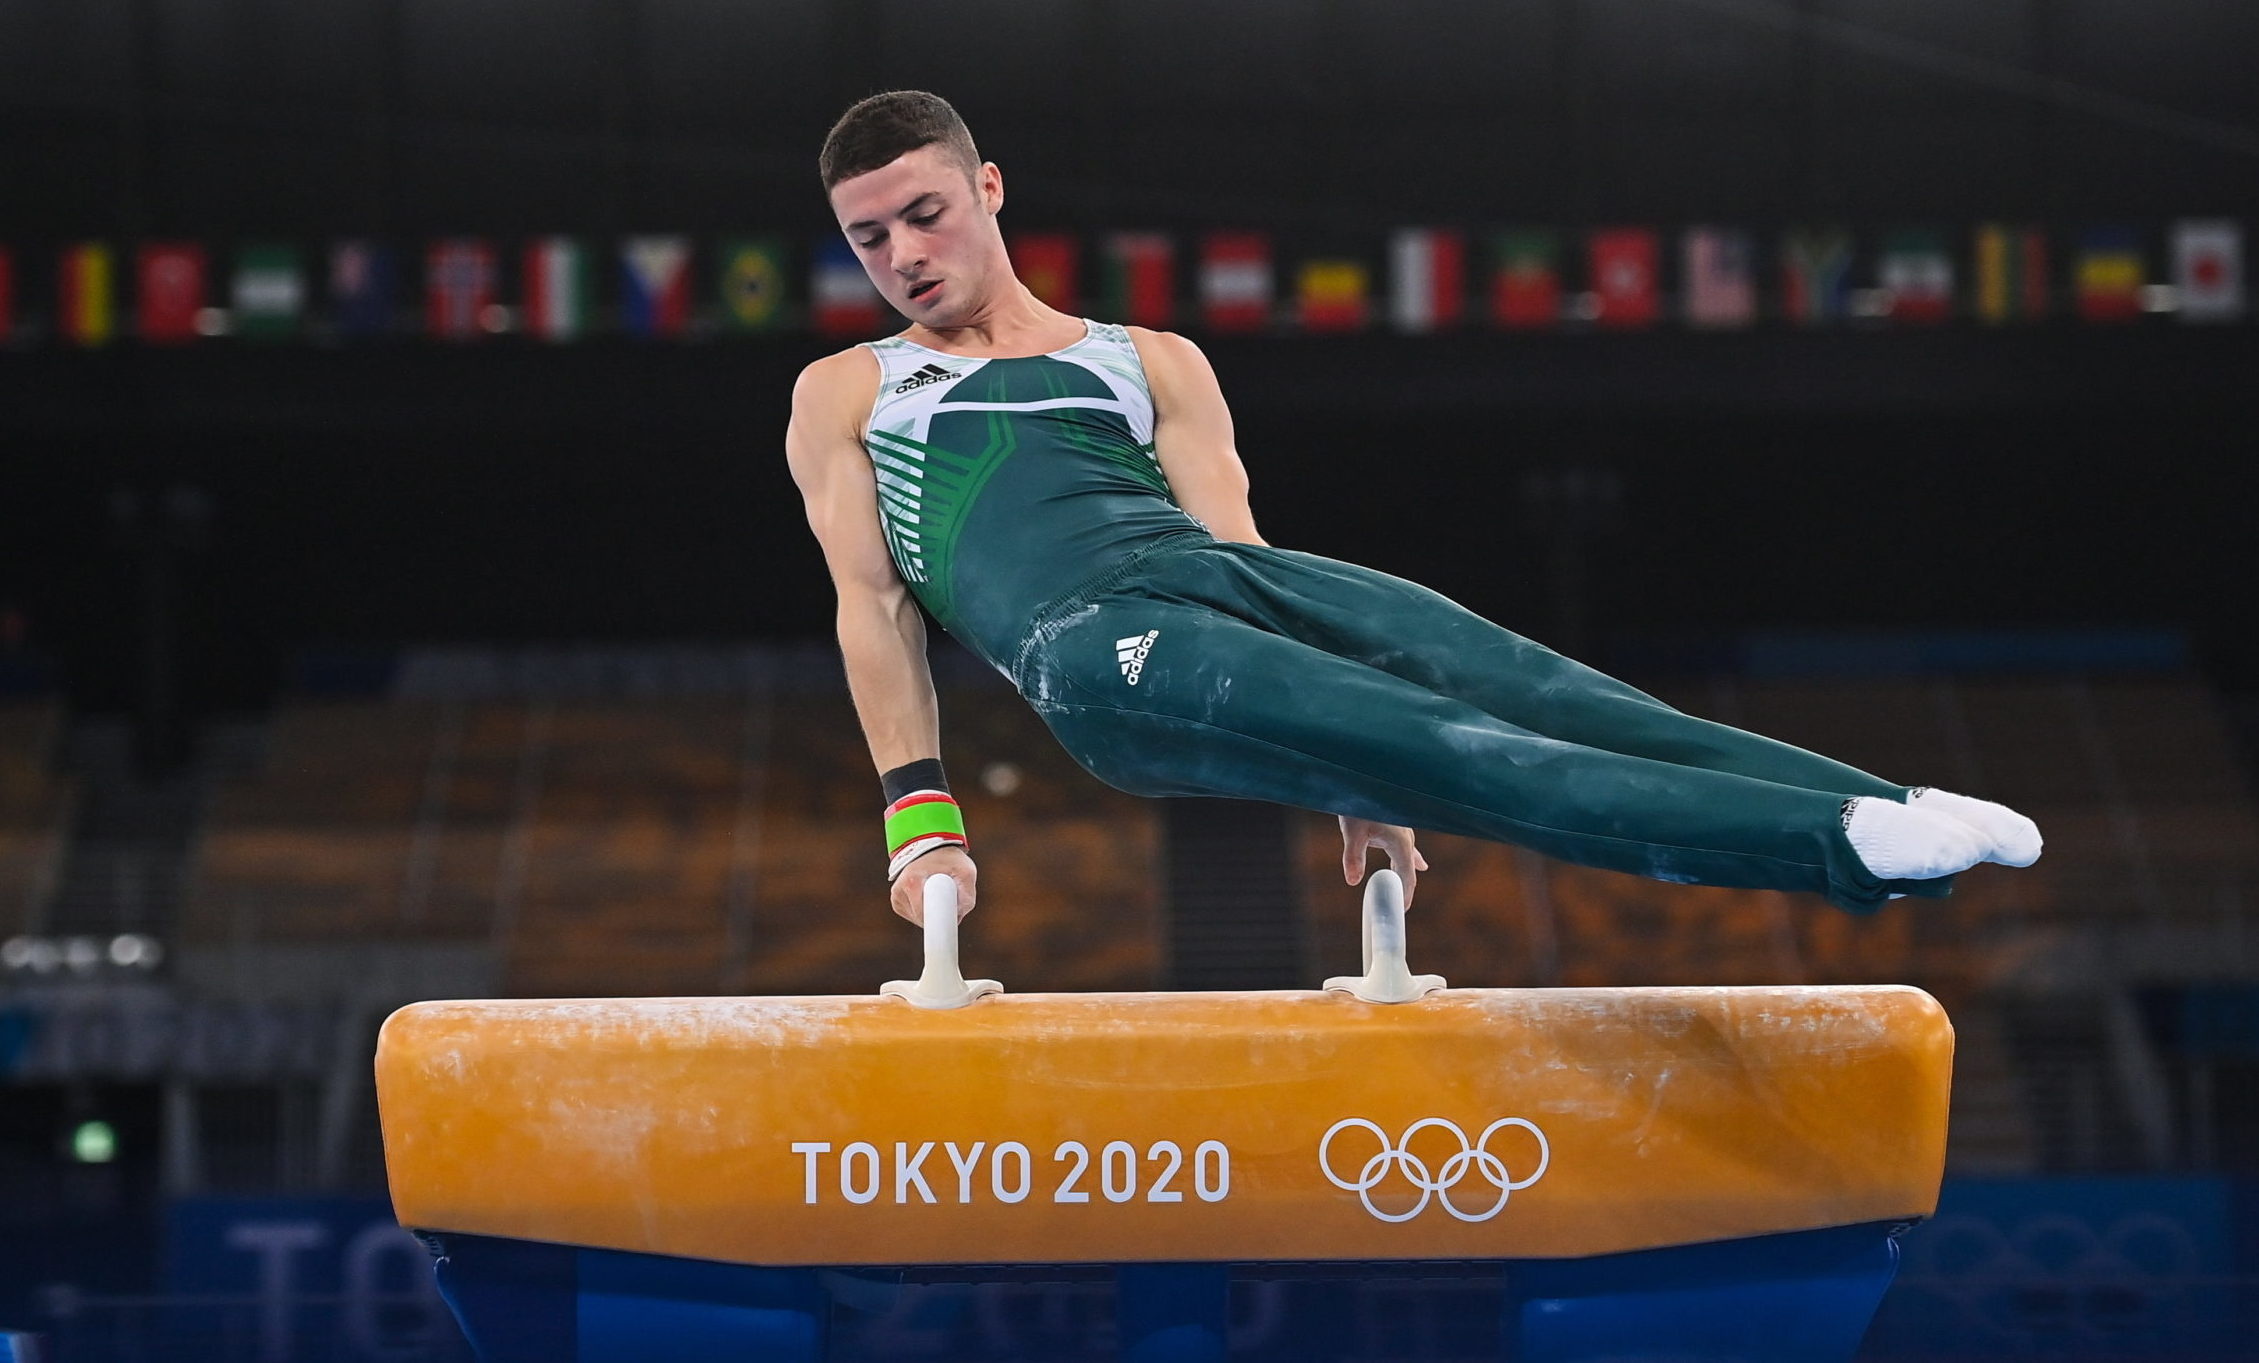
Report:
1116,630,1160,685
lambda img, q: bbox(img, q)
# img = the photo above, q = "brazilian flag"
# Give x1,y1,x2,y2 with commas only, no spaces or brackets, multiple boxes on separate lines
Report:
717,237,790,333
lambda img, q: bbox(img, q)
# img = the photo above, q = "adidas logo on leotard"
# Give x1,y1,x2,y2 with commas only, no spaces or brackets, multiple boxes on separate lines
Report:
1116,630,1160,685
892,363,963,395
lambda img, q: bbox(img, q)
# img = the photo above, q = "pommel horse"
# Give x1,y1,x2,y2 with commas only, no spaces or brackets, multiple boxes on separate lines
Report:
376,873,1951,1362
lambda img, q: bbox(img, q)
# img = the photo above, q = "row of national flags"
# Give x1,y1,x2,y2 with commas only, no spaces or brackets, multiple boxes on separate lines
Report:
0,221,2244,346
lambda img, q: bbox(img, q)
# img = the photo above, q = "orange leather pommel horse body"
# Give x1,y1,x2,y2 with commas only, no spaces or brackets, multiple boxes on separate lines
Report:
375,873,1953,1362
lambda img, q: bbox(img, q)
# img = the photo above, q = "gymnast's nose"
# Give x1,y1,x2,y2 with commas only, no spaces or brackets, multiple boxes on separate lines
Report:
891,238,926,280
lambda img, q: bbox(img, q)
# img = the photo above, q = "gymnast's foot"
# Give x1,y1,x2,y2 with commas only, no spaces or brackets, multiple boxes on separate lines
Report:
1842,796,1991,881
1906,786,2045,867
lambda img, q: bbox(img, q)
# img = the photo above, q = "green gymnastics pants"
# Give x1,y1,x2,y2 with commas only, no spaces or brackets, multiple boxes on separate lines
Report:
1008,536,1949,915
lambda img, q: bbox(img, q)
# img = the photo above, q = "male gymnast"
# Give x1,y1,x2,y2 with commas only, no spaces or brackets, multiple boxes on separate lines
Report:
785,90,2042,927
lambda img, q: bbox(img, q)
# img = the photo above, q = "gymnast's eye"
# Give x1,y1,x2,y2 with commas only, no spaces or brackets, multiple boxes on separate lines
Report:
912,212,941,228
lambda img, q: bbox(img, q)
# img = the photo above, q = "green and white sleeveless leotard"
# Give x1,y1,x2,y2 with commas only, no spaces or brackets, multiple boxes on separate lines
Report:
859,318,1212,677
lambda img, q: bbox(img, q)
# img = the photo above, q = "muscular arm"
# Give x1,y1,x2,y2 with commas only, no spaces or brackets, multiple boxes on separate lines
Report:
1130,328,1267,546
787,349,976,922
785,350,939,774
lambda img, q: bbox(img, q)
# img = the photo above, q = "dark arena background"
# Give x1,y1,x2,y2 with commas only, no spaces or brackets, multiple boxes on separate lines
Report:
5,1,2259,1359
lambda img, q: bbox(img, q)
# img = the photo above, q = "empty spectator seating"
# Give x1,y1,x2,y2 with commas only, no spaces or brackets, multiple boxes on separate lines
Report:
181,676,1165,997
0,702,72,935
182,701,457,944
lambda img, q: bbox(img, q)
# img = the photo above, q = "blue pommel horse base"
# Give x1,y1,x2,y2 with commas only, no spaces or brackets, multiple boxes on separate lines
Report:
375,875,1950,1361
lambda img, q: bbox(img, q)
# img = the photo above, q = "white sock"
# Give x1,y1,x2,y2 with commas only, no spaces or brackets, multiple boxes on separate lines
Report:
1906,787,2044,867
1841,796,1990,881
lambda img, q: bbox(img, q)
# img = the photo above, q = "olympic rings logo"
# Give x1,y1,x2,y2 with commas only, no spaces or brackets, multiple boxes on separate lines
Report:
1318,1117,1550,1223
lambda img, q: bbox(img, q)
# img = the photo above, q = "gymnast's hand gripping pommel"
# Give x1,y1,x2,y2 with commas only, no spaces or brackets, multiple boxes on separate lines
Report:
880,875,1002,1009
878,860,1447,1009
1324,868,1448,1003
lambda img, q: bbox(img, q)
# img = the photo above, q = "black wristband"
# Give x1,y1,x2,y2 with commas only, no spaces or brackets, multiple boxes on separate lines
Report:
881,757,950,805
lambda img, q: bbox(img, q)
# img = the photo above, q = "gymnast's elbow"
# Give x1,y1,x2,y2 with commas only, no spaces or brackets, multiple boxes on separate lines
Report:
835,580,923,646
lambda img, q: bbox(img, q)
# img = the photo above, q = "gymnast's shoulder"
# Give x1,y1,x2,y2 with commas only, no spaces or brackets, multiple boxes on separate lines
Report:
1123,326,1224,405
788,345,883,441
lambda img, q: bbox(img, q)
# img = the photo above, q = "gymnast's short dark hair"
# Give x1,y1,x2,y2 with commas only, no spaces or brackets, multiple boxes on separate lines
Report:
819,90,982,192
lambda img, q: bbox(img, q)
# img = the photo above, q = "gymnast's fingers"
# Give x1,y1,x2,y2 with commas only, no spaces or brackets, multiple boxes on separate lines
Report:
889,871,923,926
950,858,978,918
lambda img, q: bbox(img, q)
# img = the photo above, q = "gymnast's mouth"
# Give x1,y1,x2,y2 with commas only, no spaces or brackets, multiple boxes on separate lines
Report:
907,279,943,301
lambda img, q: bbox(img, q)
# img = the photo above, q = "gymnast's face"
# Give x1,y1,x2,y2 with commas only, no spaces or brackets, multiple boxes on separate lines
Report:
830,144,1008,329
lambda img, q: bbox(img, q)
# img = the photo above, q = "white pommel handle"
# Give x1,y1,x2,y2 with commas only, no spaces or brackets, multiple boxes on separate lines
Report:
1323,868,1446,1004
881,875,1003,1010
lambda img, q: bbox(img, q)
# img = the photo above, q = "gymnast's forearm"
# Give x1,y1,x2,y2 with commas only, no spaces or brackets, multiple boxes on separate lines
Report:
835,588,942,776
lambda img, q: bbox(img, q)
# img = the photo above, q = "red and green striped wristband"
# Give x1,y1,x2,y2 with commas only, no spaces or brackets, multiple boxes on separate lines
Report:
886,790,967,881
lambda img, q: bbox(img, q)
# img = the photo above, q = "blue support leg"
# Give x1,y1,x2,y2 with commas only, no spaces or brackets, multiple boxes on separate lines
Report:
424,1233,828,1363
1502,1222,1907,1363
1117,1262,1230,1363
425,1233,576,1363
579,1251,827,1363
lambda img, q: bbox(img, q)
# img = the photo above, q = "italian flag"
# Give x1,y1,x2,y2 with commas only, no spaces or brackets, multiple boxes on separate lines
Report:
1101,233,1173,327
1388,229,1465,333
59,242,116,347
522,237,588,342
